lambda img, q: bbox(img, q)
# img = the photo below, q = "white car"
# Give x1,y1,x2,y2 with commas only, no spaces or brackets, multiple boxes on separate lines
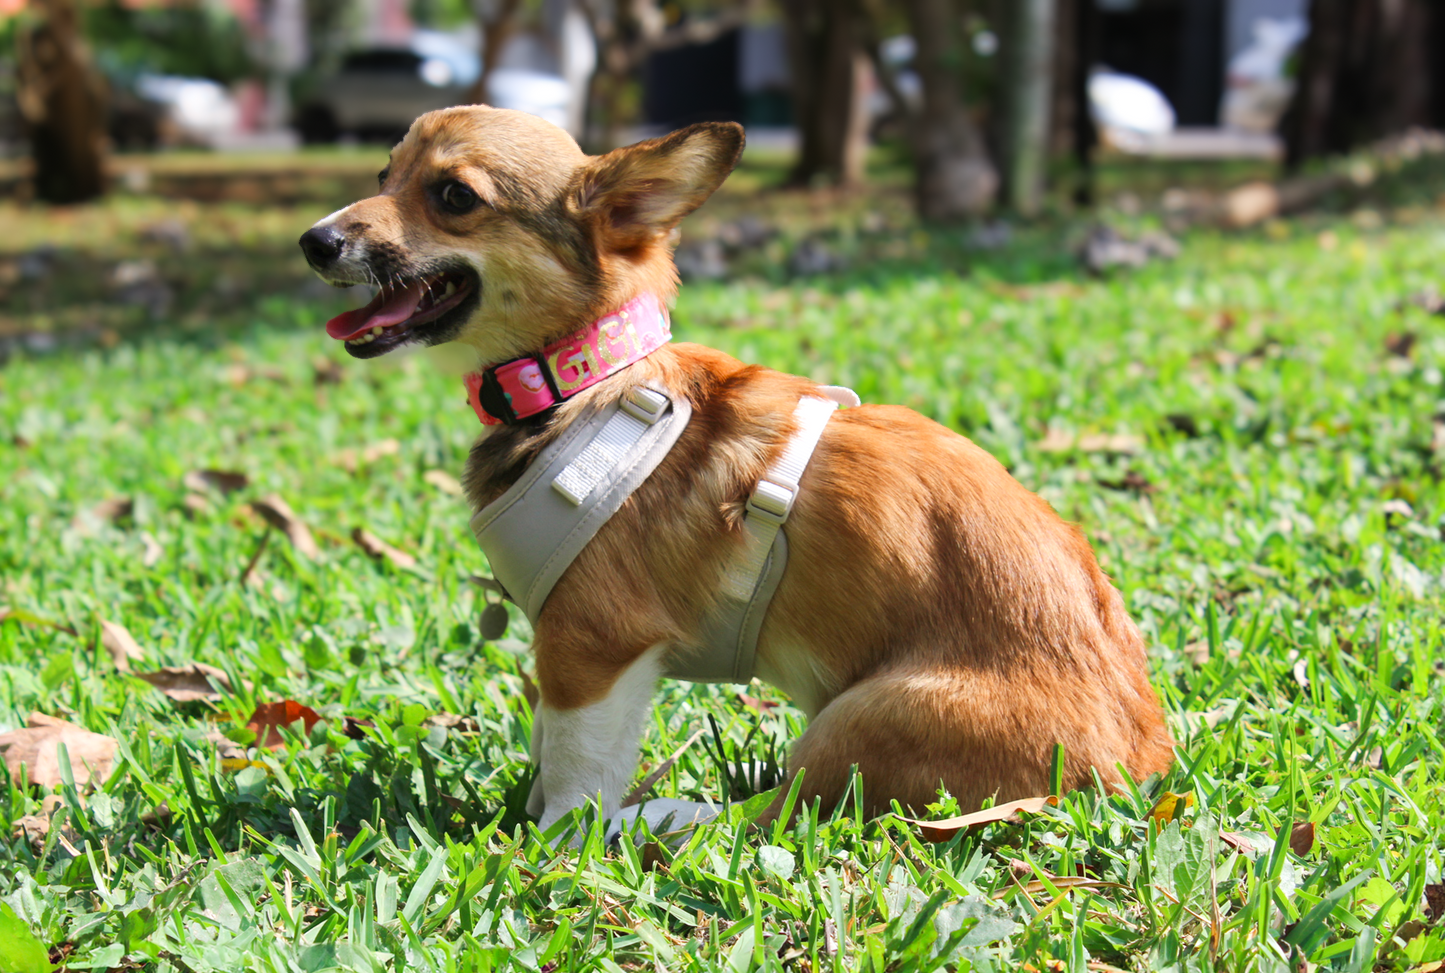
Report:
296,30,570,143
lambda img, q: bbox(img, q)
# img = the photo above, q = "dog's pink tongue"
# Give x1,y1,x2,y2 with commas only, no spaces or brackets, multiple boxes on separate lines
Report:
325,281,428,340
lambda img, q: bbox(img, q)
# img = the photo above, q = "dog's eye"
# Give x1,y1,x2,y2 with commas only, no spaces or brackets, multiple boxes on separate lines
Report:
439,181,480,214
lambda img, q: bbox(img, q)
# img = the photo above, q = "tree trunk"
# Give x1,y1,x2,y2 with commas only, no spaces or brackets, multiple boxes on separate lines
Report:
16,0,107,205
781,0,868,187
1283,0,1442,166
1000,0,1055,215
469,0,525,106
902,0,997,220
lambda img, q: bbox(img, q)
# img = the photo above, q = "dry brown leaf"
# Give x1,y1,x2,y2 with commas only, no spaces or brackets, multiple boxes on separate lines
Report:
246,700,322,749
901,795,1058,842
1184,640,1210,666
0,713,117,789
622,728,707,808
1385,331,1417,359
738,693,778,714
0,606,78,637
1219,830,1255,854
312,356,345,385
71,497,134,534
1424,883,1445,922
1036,430,1143,455
137,662,235,702
140,531,164,568
99,619,144,673
1289,821,1315,856
332,439,400,473
1097,470,1157,494
183,469,249,495
424,713,479,733
251,494,319,559
351,528,417,569
92,497,134,522
423,469,464,496
1149,791,1195,825
202,729,247,761
12,813,50,845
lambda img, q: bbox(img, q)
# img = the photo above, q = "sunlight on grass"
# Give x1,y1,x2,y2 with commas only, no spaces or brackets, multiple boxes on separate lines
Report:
2,190,1445,969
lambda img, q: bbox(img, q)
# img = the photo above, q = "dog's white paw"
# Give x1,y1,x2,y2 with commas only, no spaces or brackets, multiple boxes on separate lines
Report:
606,798,723,843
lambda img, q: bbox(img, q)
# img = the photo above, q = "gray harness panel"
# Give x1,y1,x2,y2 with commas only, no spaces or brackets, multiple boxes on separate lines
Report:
471,381,840,685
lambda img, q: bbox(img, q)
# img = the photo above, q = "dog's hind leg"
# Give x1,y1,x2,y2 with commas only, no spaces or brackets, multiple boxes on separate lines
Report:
760,661,1174,824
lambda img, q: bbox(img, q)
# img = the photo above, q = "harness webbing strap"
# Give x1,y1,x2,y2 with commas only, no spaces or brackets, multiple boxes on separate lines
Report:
721,394,840,600
552,387,669,506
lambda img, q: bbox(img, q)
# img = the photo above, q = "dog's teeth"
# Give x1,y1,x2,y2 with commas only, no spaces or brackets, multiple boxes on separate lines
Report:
443,281,457,299
371,327,383,336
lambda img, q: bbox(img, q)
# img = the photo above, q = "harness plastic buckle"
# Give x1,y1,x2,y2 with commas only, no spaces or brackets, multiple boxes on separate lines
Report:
745,478,797,526
620,386,668,425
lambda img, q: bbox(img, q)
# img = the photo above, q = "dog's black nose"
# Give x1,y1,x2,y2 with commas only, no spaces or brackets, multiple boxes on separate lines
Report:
299,226,345,269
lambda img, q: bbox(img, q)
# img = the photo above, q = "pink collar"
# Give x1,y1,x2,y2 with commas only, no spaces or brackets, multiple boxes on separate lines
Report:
463,293,671,426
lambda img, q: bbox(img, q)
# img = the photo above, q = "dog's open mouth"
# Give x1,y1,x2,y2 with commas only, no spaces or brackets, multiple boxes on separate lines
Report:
325,269,477,358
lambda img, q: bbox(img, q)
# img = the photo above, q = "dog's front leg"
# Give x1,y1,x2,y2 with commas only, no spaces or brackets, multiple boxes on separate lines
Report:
529,643,666,834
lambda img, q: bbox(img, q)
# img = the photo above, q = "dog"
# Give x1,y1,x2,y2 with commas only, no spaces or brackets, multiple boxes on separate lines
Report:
300,106,1175,838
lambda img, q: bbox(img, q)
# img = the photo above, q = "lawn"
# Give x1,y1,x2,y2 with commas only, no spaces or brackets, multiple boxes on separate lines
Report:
2,151,1445,971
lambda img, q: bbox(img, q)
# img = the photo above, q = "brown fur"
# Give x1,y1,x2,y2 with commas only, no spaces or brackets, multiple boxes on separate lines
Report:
313,106,1174,820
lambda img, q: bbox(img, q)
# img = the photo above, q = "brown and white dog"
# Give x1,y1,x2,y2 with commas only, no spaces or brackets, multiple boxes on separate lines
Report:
300,106,1175,837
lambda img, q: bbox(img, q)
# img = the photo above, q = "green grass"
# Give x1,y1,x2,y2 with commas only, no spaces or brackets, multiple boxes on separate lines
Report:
3,170,1445,970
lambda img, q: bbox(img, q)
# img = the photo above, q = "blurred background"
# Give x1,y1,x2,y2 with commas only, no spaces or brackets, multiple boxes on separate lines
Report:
0,0,1442,356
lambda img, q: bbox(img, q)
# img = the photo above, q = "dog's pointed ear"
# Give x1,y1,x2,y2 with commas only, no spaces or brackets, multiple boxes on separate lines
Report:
574,122,744,250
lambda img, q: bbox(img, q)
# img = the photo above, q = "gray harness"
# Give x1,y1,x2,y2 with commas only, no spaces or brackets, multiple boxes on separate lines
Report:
470,381,842,684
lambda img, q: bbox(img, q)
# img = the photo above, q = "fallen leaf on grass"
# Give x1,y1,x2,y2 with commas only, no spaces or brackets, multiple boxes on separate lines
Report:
1096,470,1157,493
99,620,144,673
136,663,236,702
70,496,134,535
250,495,319,559
246,700,322,749
423,469,464,496
1036,430,1143,455
341,716,375,740
738,693,778,714
183,469,249,495
1220,830,1255,854
1149,791,1194,825
1184,640,1211,666
140,531,164,567
1385,331,1417,358
901,795,1058,842
0,713,117,789
623,728,707,808
332,439,400,473
0,606,78,637
1424,883,1445,922
351,528,417,568
312,356,345,385
1289,821,1315,855
424,713,478,733
182,493,211,517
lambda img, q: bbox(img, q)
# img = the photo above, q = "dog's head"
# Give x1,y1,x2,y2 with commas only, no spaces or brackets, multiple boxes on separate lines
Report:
300,106,743,364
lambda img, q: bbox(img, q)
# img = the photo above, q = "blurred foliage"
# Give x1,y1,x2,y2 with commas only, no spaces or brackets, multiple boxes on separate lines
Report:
83,0,255,85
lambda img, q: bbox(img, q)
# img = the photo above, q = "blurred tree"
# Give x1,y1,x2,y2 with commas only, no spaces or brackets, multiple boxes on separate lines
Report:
867,0,996,219
576,0,754,150
16,0,107,203
998,0,1053,215
468,0,526,106
1283,0,1445,165
780,0,867,187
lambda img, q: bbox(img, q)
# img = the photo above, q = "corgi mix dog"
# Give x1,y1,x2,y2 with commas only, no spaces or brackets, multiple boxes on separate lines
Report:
300,106,1174,837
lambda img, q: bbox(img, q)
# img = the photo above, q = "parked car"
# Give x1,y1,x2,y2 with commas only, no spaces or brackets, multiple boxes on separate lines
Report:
295,30,570,143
